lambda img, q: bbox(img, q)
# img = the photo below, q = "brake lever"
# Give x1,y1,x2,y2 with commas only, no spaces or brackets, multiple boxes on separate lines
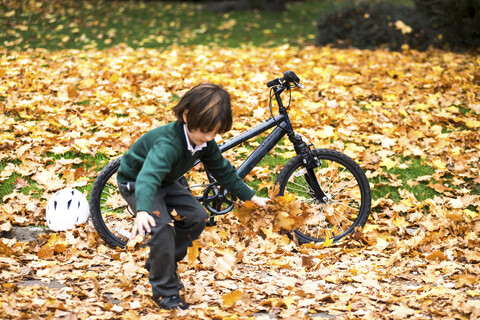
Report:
293,81,304,89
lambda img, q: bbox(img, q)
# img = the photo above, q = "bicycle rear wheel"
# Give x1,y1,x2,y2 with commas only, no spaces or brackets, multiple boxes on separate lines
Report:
89,157,131,248
275,148,371,244
90,158,195,248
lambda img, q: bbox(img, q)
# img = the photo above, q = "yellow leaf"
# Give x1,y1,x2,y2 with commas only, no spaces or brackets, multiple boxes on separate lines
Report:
81,77,96,88
371,101,382,108
416,285,448,299
363,224,379,233
399,108,409,117
374,237,390,252
467,290,480,297
234,200,257,220
144,105,157,114
222,290,242,307
187,240,199,265
395,20,412,34
218,19,237,31
380,157,396,170
382,93,397,101
320,125,335,137
73,138,91,153
37,244,54,259
322,232,334,248
465,119,480,128
449,198,464,209
349,268,359,276
170,209,184,221
432,159,446,169
110,72,119,82
394,216,408,229
414,103,429,111
31,168,65,191
325,275,338,283
215,253,236,278
257,180,273,192
57,85,70,102
275,211,295,230
282,296,295,309
464,209,478,219
260,227,274,238
0,221,12,232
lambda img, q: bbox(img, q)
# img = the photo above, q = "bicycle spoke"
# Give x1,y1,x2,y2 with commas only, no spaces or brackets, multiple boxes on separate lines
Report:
327,207,351,228
99,207,126,214
330,179,359,197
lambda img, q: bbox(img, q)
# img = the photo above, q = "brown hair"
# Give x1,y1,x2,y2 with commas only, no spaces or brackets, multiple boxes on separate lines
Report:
172,83,232,134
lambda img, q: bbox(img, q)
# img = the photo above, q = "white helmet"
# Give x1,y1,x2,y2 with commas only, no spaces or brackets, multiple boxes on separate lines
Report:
46,188,90,231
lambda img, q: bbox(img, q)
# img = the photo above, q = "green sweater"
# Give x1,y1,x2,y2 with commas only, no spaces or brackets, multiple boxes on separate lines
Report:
117,121,255,214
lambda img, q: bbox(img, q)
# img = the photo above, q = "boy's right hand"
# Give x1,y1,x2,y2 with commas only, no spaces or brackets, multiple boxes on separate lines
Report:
131,211,156,239
250,195,270,210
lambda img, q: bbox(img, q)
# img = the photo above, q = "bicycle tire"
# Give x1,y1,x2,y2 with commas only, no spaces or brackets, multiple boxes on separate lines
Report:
89,157,131,248
275,148,371,244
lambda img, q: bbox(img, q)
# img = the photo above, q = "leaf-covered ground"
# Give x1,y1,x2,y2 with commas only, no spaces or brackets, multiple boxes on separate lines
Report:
1,45,480,319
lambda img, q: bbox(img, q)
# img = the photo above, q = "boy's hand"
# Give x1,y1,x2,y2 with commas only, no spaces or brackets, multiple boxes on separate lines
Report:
250,195,270,210
131,211,156,239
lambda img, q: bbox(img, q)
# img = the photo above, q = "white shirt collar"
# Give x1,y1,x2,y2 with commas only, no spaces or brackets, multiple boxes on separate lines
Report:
183,124,207,155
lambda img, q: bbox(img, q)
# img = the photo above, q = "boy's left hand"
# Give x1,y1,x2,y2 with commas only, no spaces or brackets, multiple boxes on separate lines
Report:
250,195,270,210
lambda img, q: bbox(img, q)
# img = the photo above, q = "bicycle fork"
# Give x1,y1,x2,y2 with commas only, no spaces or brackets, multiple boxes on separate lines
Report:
289,134,328,203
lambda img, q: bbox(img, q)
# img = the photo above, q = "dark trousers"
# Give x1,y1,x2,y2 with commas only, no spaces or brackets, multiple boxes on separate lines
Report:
118,180,208,298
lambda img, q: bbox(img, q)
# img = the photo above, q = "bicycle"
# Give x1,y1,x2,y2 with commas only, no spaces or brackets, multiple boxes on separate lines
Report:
89,71,372,249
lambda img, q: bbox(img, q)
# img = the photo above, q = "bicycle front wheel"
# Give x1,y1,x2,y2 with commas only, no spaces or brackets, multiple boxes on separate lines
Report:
275,149,371,244
89,157,132,248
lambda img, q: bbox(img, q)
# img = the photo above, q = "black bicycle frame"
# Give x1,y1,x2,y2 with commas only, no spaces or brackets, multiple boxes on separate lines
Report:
219,114,287,179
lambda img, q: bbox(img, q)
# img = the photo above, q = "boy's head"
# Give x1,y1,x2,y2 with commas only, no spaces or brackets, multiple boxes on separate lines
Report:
173,83,232,134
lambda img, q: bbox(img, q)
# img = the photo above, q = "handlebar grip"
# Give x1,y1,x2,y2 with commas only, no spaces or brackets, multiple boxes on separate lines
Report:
266,70,301,88
266,78,281,88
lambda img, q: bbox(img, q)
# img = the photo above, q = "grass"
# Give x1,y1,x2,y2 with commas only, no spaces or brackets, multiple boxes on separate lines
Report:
371,157,439,203
1,0,332,51
0,151,109,201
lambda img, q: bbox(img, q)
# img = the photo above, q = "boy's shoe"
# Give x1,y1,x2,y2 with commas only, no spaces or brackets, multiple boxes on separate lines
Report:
176,280,185,290
156,294,189,310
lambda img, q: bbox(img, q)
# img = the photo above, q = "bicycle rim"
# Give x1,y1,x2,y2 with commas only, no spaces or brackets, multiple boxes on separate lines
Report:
275,149,371,244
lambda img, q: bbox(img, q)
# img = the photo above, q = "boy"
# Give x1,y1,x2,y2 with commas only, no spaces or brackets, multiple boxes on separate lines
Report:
116,83,269,310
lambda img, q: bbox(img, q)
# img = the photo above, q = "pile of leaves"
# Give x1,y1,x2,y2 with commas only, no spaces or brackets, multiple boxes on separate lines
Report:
234,190,313,238
1,45,479,318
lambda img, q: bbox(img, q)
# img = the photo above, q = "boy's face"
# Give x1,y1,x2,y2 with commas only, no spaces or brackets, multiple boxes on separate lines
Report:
185,127,218,146
183,111,220,146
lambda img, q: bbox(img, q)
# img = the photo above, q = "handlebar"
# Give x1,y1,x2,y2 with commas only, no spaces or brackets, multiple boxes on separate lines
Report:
266,70,304,89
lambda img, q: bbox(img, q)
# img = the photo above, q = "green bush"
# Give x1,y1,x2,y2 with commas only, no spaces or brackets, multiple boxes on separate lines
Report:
413,0,480,49
315,1,434,51
316,0,480,51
